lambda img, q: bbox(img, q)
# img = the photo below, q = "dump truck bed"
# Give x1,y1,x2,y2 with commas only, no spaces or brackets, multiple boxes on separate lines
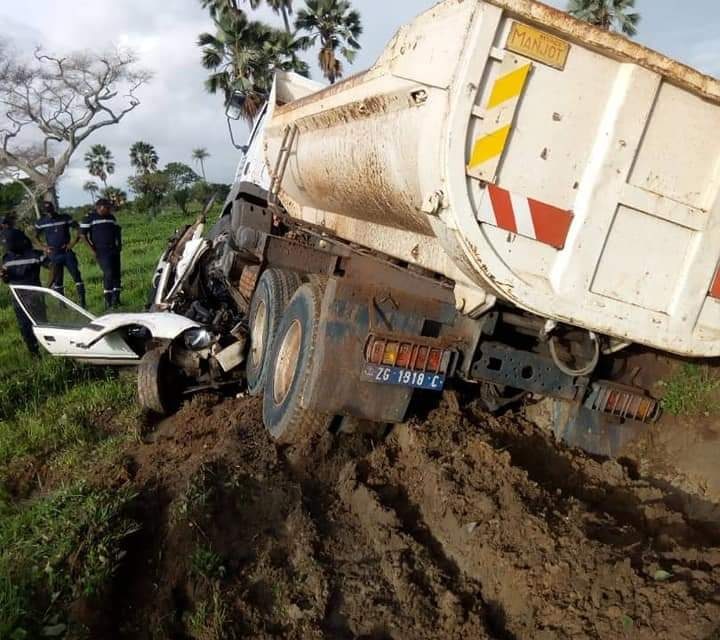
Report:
264,0,720,357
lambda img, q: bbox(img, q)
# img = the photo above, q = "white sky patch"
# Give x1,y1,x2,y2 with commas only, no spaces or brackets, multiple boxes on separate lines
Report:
1,0,718,206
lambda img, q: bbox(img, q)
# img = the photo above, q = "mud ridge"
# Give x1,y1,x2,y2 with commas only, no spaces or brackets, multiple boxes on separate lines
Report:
66,393,720,640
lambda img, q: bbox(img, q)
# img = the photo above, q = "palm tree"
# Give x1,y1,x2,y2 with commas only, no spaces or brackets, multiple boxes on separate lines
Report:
248,0,294,33
192,148,210,180
102,186,128,209
567,0,640,36
83,180,99,204
202,0,294,33
129,141,160,175
295,0,362,84
267,0,294,33
198,11,309,121
84,144,115,188
261,29,310,77
199,0,244,21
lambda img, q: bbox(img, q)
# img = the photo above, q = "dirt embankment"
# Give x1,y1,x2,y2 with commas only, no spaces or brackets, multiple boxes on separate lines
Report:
78,394,720,640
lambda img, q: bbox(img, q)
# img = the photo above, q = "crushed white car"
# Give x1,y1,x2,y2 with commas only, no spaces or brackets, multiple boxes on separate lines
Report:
10,217,249,415
10,285,200,366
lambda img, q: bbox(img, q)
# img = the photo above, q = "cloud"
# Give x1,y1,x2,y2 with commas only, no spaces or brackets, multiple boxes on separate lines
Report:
2,0,717,206
1,0,243,206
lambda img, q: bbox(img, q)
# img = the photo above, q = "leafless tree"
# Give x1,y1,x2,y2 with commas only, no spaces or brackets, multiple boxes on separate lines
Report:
0,42,151,206
0,166,41,220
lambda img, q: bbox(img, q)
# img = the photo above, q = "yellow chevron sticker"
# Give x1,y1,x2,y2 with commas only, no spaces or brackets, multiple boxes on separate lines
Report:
468,125,512,169
486,64,532,109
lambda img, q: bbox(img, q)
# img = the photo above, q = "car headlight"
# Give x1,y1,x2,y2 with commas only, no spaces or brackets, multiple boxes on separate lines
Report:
184,328,213,351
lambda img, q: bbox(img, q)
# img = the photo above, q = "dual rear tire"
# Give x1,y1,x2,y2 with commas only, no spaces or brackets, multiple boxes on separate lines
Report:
247,270,331,443
262,282,332,443
246,268,302,396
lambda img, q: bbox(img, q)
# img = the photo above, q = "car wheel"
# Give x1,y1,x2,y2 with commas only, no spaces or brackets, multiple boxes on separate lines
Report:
246,268,302,396
262,282,332,443
137,348,181,416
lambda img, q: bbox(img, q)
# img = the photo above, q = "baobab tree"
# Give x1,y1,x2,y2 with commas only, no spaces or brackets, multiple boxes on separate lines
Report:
0,43,150,205
0,166,40,219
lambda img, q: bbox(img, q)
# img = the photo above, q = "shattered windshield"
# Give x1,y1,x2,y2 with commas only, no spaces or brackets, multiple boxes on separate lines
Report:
12,288,93,329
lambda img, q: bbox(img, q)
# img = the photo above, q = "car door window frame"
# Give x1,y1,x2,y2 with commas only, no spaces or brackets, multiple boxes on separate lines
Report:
10,285,96,328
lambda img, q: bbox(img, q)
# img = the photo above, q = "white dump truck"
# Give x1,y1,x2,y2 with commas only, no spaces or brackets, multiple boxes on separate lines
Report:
15,0,720,450
224,0,719,443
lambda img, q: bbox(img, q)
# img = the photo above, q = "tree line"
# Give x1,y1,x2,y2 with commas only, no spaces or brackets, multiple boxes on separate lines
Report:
81,142,225,214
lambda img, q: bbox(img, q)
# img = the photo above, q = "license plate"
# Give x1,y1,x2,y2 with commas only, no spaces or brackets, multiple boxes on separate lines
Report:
362,364,446,391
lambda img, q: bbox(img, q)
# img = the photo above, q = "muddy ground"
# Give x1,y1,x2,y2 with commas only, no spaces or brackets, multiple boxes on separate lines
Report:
63,389,720,640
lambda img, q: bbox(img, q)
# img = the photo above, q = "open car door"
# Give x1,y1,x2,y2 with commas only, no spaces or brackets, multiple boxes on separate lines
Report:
10,285,140,365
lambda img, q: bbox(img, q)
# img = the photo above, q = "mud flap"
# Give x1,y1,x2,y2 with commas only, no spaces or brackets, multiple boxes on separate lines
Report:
552,401,650,458
302,279,427,423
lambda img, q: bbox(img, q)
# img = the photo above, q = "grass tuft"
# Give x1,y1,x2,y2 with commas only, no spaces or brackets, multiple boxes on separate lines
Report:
661,364,720,416
191,546,226,581
187,584,231,640
0,482,140,637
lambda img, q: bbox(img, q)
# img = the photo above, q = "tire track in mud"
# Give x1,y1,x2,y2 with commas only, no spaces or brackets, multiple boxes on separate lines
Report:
351,402,720,640
466,401,720,550
337,462,505,640
282,426,495,640
80,394,720,640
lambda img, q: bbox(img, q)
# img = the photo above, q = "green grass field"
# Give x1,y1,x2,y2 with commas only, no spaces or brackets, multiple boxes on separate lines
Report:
0,206,209,638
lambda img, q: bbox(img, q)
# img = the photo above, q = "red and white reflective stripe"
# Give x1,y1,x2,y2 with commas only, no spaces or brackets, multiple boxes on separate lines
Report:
477,184,574,250
710,268,720,299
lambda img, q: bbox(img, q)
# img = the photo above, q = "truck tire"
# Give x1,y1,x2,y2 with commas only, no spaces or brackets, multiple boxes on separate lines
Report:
262,282,332,443
246,268,302,396
137,348,180,416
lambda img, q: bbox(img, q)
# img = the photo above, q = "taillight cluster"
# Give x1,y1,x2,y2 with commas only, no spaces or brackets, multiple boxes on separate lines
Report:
589,384,660,423
365,336,451,373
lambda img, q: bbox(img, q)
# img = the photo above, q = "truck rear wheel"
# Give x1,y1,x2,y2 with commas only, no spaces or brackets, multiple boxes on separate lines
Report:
246,268,302,396
262,282,332,443
138,348,181,416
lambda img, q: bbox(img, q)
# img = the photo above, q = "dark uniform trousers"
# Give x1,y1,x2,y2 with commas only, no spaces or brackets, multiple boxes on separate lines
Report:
35,214,85,305
97,249,122,308
81,212,121,308
11,298,38,355
49,249,85,303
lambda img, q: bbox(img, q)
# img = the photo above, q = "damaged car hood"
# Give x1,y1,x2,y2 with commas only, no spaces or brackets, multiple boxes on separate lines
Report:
80,312,201,347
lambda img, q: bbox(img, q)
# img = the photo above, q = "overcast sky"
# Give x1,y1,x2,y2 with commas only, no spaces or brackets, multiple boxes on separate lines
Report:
2,0,718,206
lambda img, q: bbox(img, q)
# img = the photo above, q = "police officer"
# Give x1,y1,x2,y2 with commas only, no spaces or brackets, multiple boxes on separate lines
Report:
35,201,86,307
0,228,48,355
81,198,122,308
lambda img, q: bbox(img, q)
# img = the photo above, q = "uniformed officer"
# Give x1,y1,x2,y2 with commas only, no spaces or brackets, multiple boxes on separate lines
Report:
81,198,122,308
0,228,48,355
35,201,86,307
